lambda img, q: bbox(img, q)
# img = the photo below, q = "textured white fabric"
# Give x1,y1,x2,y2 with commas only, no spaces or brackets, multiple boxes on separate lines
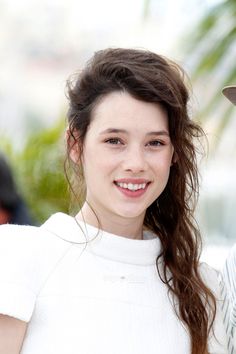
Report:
0,212,227,354
221,245,236,353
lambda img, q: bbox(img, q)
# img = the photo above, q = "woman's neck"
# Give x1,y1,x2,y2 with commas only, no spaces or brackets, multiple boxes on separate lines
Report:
76,203,145,240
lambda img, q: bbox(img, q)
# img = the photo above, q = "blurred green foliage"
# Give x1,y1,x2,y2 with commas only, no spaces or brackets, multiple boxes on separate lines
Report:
186,0,236,79
143,0,236,147
183,0,236,143
0,119,70,224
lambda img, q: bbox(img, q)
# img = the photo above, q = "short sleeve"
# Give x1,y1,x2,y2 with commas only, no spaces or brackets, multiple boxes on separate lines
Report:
0,223,69,322
199,263,228,354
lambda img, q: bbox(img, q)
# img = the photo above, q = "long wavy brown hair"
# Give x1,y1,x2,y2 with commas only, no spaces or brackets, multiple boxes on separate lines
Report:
66,48,216,354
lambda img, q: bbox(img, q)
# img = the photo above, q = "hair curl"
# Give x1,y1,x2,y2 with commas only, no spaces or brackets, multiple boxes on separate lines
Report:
66,48,216,354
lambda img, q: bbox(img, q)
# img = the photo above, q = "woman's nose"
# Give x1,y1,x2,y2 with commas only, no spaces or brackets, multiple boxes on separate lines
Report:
122,146,147,173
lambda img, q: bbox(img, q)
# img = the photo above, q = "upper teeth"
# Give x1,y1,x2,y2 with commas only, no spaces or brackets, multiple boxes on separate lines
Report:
116,182,147,191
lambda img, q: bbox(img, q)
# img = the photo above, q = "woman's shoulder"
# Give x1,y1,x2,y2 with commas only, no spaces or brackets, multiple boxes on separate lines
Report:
199,262,219,289
0,220,68,254
224,243,236,268
199,261,218,276
0,223,46,254
0,214,75,321
0,222,41,241
0,214,75,272
199,262,221,299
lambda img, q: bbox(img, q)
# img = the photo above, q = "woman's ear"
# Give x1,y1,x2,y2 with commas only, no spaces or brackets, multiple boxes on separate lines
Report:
66,128,81,164
171,151,178,165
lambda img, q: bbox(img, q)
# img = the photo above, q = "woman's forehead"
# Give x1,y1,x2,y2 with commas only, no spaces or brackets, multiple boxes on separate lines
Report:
90,91,169,131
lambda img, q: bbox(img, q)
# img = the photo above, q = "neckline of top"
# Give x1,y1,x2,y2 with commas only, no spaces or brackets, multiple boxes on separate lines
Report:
41,212,161,265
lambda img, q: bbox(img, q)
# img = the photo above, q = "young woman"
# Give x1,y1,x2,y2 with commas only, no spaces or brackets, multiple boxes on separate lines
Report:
0,48,227,354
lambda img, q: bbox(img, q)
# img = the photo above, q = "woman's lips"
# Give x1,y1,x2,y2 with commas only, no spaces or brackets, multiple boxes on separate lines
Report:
114,180,150,198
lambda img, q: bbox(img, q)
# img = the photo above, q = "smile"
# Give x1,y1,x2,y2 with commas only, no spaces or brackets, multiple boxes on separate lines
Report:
114,180,151,198
115,182,147,191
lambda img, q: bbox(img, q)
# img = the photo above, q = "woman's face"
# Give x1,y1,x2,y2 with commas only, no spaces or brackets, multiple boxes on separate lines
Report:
79,91,174,225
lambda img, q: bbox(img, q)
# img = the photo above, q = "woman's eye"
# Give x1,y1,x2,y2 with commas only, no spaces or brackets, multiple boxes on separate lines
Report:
105,138,122,145
147,140,163,147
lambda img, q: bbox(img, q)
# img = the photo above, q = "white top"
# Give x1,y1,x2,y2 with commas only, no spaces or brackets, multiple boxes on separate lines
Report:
221,244,236,353
0,212,227,354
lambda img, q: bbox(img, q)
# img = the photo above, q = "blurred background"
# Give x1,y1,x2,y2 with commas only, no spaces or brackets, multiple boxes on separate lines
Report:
0,0,235,268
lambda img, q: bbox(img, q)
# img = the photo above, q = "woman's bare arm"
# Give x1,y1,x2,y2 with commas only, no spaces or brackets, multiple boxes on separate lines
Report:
0,315,27,354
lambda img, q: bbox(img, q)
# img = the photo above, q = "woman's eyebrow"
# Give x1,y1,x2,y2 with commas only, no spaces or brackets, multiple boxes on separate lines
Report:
99,128,127,135
146,131,170,136
99,128,170,136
